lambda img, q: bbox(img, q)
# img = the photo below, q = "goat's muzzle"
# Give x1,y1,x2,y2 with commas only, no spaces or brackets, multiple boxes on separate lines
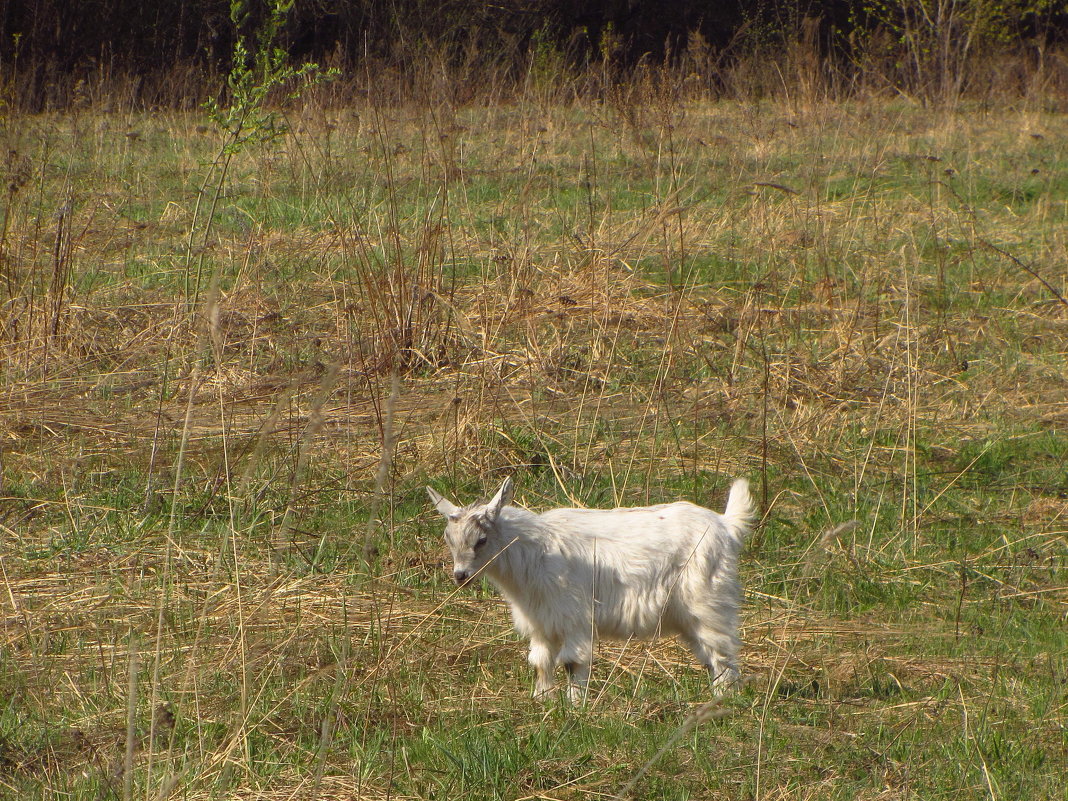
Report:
453,569,472,586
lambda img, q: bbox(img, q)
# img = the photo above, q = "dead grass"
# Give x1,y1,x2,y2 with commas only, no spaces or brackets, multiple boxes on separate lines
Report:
0,96,1065,798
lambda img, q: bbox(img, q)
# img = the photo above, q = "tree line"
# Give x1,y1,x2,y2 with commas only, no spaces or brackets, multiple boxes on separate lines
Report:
2,0,1066,108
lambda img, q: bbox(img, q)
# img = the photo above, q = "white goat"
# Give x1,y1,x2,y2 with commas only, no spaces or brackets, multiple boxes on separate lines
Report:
427,477,753,701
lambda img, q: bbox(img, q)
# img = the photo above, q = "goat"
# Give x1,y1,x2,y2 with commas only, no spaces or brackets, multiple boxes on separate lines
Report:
427,477,753,701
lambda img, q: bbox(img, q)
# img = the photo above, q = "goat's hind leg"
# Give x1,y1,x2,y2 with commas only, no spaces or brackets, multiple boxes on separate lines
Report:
683,626,741,693
686,576,743,692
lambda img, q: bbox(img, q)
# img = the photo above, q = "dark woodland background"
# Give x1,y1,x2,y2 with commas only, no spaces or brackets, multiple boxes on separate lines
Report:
2,0,1068,109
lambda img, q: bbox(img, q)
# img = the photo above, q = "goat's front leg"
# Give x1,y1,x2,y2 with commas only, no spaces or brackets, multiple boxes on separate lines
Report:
528,638,556,698
558,636,593,703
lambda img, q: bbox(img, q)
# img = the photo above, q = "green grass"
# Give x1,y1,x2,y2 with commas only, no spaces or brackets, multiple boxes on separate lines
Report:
0,96,1065,799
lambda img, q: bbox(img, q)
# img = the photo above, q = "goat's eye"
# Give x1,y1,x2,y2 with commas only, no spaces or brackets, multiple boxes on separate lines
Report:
474,536,488,551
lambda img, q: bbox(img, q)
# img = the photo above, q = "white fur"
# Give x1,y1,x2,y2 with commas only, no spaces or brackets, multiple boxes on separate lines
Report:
427,477,753,701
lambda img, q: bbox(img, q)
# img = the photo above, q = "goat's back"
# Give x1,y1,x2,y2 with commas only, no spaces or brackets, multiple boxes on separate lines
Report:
529,502,740,580
538,501,721,541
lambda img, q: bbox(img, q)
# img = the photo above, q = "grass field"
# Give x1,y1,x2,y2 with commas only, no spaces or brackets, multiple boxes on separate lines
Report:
0,93,1066,800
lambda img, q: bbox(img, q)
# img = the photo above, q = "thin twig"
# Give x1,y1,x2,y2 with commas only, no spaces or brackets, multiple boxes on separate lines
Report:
980,239,1068,308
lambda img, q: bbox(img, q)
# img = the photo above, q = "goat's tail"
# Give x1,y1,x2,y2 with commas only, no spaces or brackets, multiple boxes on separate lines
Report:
722,478,755,541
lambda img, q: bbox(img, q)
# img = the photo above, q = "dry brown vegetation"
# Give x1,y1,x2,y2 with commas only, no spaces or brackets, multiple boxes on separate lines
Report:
0,90,1065,798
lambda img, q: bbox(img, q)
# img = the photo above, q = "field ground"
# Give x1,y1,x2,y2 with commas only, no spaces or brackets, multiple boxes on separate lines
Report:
0,96,1066,799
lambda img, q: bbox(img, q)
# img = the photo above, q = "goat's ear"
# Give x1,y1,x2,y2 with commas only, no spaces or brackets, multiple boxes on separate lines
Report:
426,486,458,517
485,477,514,521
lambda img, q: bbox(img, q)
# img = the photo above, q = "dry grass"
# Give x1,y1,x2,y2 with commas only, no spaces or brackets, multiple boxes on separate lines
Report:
0,96,1065,798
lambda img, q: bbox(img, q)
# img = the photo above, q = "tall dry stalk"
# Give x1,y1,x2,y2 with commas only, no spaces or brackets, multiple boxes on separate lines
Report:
123,634,139,801
276,361,340,555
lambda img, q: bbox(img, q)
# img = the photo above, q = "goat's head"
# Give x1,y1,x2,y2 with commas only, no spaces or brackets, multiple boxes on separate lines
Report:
426,477,513,586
